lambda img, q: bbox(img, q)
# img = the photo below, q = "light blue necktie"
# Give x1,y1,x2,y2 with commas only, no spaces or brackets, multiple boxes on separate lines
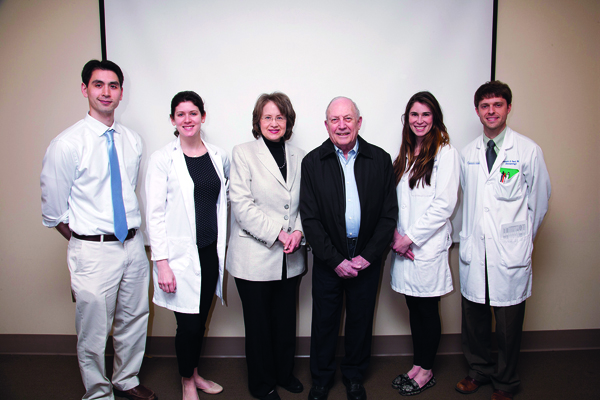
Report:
105,129,128,242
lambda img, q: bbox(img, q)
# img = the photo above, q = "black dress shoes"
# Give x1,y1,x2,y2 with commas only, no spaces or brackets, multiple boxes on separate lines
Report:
308,385,329,400
258,389,281,400
342,377,366,400
279,375,304,393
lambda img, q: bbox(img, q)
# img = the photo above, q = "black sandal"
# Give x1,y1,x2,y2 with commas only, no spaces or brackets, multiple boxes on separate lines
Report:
392,373,410,389
398,376,436,396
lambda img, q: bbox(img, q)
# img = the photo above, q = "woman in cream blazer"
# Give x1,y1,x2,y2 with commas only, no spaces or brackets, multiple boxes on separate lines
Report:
146,91,228,399
227,92,306,400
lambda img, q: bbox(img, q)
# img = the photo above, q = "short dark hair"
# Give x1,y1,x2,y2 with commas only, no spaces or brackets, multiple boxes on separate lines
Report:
474,80,512,108
81,59,124,87
251,92,296,141
170,91,206,137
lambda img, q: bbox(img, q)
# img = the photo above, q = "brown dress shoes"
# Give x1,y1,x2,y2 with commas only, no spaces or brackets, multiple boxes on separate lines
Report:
456,377,513,399
455,376,487,394
491,389,514,400
114,384,157,400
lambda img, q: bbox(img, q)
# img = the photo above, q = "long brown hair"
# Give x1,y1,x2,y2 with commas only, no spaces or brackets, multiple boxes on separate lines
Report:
393,92,449,188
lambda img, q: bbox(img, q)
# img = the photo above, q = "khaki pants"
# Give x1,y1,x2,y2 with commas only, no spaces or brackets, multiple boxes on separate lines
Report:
68,232,150,400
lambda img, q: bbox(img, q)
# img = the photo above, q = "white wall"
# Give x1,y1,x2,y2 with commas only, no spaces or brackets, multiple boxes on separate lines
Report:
0,0,598,339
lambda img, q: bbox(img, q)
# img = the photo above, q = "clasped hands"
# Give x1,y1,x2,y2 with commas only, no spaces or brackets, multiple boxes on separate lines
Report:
391,229,414,261
158,229,303,294
278,230,303,254
334,255,370,279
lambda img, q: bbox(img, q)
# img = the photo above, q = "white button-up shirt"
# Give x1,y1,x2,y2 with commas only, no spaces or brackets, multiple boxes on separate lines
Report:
41,113,143,235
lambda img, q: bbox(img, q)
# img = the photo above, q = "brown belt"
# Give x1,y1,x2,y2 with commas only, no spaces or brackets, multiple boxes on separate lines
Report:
72,228,136,242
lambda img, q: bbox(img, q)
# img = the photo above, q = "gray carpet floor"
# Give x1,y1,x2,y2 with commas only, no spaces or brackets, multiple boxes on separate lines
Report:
1,350,598,399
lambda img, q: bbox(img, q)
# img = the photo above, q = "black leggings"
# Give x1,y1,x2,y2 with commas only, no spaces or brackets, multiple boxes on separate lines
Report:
174,241,219,378
405,295,441,370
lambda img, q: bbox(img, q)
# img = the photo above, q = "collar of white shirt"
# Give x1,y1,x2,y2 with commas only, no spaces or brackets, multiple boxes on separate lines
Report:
84,113,120,137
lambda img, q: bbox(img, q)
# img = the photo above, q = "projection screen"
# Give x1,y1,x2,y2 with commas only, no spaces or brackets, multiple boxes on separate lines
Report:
104,0,495,239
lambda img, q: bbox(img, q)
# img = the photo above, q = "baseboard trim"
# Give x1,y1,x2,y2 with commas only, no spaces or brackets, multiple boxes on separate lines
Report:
1,329,598,357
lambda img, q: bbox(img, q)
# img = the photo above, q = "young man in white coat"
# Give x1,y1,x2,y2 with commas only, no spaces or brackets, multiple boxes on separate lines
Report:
456,81,551,400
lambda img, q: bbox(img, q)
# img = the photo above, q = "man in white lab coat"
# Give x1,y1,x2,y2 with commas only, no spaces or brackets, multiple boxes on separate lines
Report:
456,81,551,400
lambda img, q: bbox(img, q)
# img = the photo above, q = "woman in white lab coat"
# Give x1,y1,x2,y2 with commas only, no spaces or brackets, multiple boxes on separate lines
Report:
145,91,229,400
390,92,459,396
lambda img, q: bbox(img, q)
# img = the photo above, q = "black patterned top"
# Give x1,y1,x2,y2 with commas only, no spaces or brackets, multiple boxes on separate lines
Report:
184,152,221,248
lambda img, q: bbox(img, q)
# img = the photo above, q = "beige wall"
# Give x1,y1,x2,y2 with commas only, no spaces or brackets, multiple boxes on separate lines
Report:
1,0,598,338
495,0,600,330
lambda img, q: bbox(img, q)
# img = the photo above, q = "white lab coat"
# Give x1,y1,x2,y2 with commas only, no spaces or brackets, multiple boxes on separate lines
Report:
145,137,230,313
459,127,550,306
390,144,459,297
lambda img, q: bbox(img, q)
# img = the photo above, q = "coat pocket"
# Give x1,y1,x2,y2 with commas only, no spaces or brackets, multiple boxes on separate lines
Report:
459,232,472,264
412,226,448,261
498,221,532,268
494,173,523,201
410,252,449,294
409,184,435,197
167,237,193,271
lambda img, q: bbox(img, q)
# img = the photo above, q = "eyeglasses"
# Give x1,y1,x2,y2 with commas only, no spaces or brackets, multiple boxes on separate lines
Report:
261,116,286,122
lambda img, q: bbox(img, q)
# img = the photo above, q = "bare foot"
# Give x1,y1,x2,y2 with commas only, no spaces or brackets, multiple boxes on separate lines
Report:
193,370,223,395
182,377,200,400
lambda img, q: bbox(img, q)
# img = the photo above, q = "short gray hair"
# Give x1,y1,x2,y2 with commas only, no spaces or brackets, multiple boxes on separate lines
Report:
325,96,361,120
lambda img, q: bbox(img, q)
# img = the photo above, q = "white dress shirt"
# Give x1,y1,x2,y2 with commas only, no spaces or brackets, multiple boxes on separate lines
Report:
41,113,143,235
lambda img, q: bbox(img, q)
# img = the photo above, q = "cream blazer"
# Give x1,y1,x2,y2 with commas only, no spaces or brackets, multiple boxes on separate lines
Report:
226,137,306,281
145,137,229,313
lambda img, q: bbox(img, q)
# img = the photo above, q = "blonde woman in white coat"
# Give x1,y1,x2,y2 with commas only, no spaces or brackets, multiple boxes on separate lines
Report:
390,92,459,396
226,92,306,400
146,91,228,400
